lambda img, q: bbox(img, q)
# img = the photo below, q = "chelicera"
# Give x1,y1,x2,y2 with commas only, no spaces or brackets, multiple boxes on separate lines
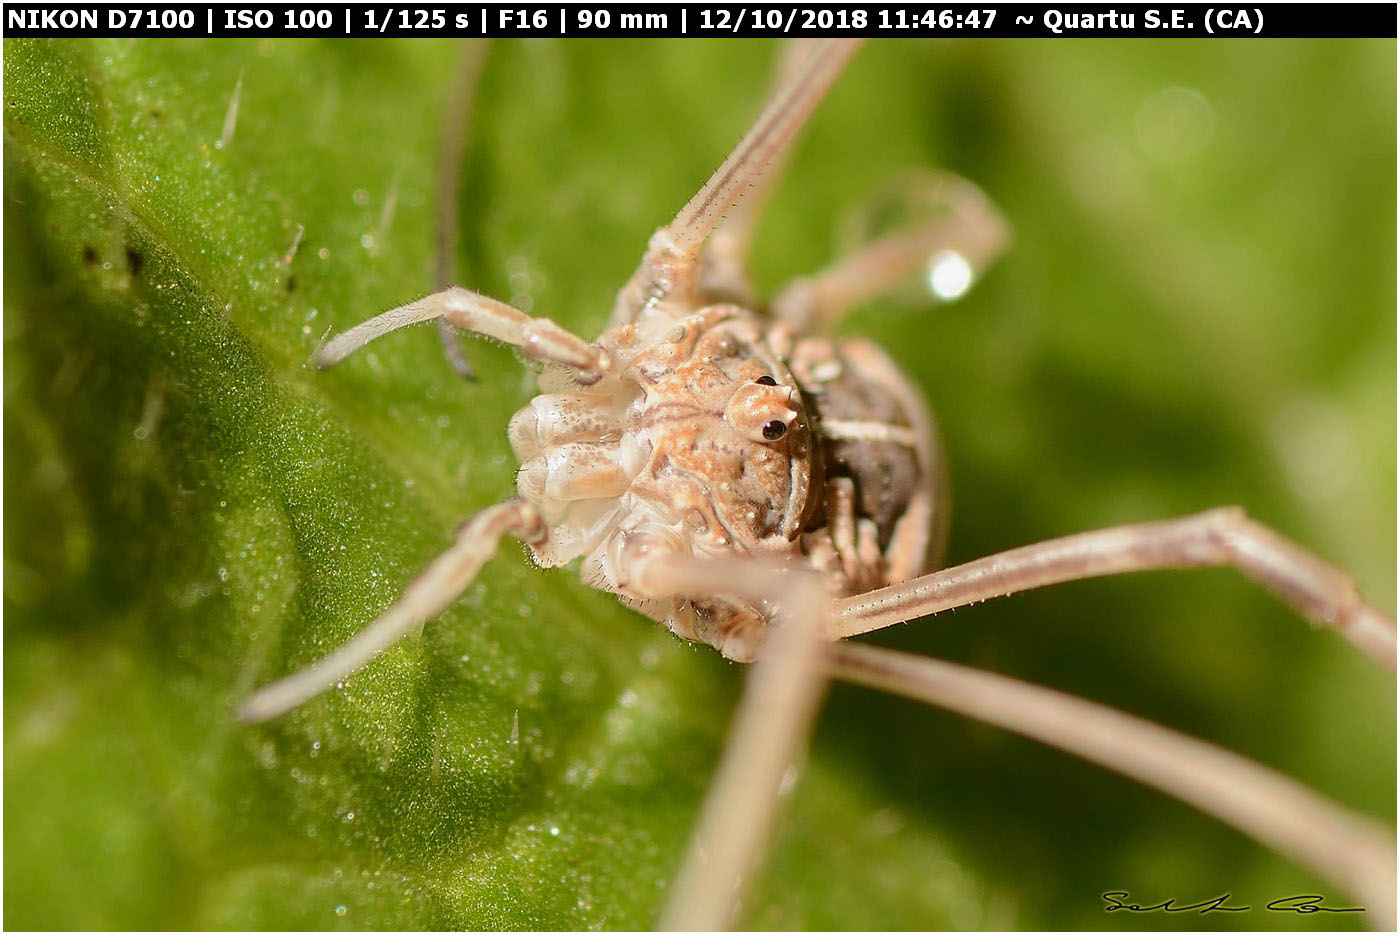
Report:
241,40,1396,929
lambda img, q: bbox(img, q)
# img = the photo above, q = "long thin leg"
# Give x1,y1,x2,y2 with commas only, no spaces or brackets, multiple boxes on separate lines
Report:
834,507,1397,669
317,287,610,384
626,551,831,931
829,642,1397,929
771,171,1011,335
434,40,491,379
238,499,546,723
698,39,822,306
611,39,863,326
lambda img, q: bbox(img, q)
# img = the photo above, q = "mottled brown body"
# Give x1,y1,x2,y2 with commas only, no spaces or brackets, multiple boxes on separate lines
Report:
507,301,938,661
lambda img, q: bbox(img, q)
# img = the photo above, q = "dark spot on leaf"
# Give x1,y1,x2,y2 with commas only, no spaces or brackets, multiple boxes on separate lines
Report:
286,274,297,293
81,245,98,265
124,246,143,276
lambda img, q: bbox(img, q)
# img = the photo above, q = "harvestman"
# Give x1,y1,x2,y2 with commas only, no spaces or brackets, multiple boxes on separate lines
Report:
241,40,1397,929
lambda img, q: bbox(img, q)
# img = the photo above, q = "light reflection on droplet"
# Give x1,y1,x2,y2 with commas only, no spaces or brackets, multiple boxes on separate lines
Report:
928,250,974,301
839,169,1005,308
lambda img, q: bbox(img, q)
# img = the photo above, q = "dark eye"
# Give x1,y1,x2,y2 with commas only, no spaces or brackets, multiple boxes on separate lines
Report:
755,375,778,386
761,420,787,440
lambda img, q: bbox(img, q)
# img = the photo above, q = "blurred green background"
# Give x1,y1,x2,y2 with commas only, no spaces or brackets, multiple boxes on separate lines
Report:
4,38,1394,930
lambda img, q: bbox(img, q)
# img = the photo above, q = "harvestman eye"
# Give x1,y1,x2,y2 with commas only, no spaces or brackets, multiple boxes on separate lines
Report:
240,38,1397,932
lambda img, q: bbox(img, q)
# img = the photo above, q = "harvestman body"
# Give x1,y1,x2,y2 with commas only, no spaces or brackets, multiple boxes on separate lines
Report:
242,41,1396,929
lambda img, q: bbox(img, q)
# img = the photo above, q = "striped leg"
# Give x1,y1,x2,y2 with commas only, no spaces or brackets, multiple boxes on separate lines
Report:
698,39,827,307
317,288,610,385
433,40,492,379
834,507,1397,670
239,499,547,723
620,547,831,931
611,39,863,326
829,642,1397,928
772,171,1010,335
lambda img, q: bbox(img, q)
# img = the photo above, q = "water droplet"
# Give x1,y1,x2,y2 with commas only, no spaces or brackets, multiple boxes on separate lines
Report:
351,188,370,206
335,904,347,917
927,250,974,301
841,169,1003,306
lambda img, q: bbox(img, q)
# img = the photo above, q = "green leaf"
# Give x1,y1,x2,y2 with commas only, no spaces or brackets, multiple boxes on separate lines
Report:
6,38,1393,931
